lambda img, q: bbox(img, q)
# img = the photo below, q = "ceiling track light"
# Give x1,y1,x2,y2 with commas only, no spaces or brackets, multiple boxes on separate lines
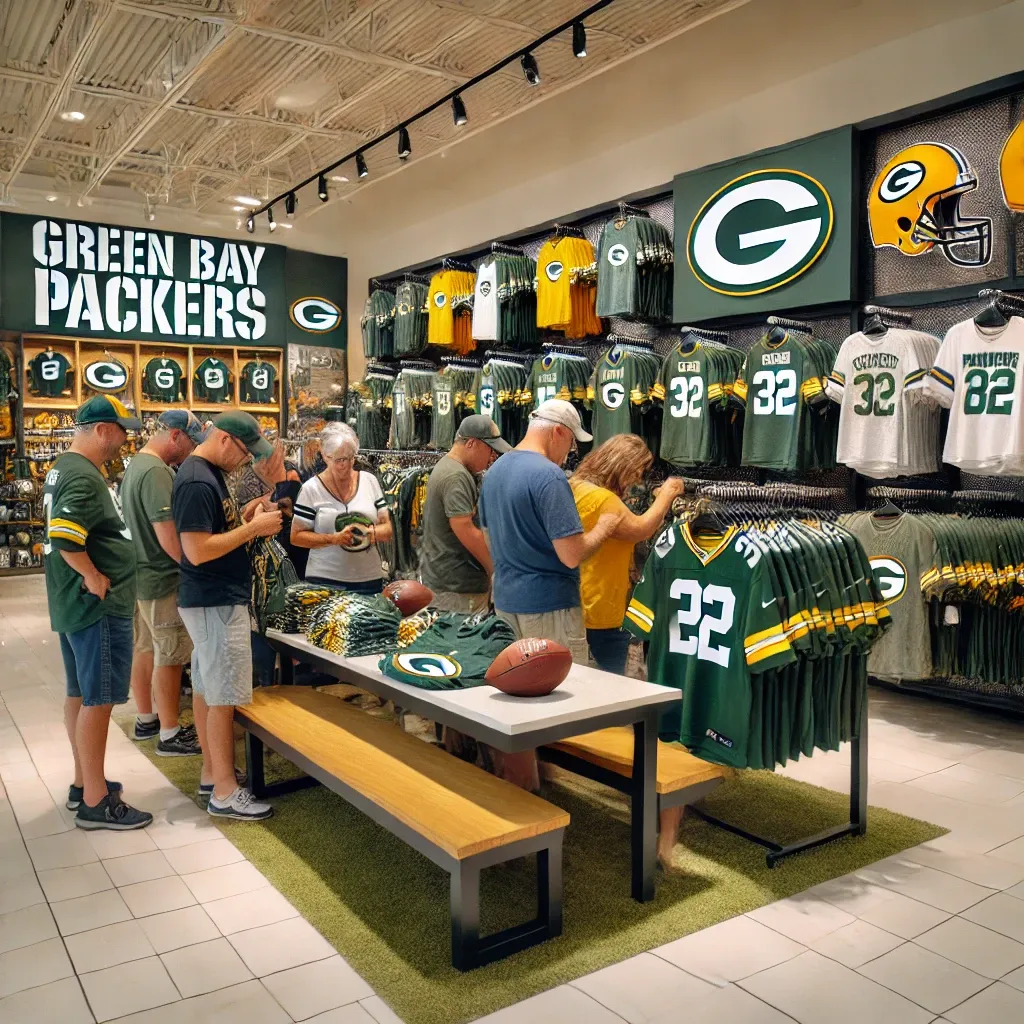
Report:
356,152,369,178
317,174,328,202
397,127,411,160
285,192,297,218
267,207,276,232
246,214,255,233
573,21,587,57
521,51,540,86
452,94,468,126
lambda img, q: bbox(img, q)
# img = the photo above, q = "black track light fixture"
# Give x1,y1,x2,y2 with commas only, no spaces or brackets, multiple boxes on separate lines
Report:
573,21,587,57
452,93,468,126
267,207,276,232
246,213,254,233
521,51,540,86
285,192,297,218
317,174,328,202
398,127,411,160
356,152,368,178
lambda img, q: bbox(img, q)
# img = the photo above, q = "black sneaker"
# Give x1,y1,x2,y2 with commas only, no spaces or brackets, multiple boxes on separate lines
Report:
75,792,153,831
156,729,202,758
133,718,159,741
66,779,122,811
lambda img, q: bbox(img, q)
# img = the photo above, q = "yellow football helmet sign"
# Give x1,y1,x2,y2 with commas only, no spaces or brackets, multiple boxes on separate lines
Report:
1000,119,1024,212
868,142,991,267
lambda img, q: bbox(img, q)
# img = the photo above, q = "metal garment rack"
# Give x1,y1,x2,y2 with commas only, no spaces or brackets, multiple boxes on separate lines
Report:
687,695,869,867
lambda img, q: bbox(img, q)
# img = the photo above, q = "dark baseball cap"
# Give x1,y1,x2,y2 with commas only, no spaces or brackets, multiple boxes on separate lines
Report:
213,410,274,460
76,395,142,431
456,414,511,454
157,409,208,445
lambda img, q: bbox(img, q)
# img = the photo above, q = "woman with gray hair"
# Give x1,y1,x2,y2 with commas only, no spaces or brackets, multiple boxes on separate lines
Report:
290,423,393,593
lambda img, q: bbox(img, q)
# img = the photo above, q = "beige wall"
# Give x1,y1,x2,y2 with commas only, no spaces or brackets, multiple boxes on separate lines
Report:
331,0,1023,380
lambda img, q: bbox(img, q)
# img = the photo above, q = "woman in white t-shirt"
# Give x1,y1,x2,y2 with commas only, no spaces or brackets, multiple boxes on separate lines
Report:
290,424,392,593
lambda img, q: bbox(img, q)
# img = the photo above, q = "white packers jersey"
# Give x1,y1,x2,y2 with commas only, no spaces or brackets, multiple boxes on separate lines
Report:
827,329,940,478
924,317,1024,475
471,258,498,342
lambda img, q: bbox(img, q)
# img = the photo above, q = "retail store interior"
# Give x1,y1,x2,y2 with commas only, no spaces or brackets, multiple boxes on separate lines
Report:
4,1,1024,1022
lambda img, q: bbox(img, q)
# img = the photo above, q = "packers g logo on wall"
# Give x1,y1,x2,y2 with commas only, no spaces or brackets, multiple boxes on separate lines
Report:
84,358,130,393
869,556,908,608
289,296,342,334
392,653,462,679
687,169,834,296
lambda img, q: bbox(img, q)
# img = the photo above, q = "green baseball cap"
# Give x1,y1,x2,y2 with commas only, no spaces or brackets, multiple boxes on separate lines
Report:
213,410,274,460
76,395,142,431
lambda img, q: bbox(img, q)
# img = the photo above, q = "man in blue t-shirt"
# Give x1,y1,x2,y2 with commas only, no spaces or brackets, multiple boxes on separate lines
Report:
479,399,620,663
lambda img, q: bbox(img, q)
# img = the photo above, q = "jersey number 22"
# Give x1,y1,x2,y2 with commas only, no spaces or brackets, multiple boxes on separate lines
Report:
669,580,735,667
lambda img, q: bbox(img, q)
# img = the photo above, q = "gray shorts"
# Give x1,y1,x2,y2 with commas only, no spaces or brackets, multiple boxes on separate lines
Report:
495,606,589,665
178,605,252,707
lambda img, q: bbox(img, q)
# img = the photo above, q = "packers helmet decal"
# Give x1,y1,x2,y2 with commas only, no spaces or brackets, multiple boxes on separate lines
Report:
1000,120,1024,213
868,142,991,267
391,653,462,679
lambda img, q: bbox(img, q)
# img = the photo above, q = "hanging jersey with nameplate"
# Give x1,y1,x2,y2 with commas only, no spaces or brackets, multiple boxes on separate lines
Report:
193,357,232,403
29,351,72,398
240,361,276,404
142,358,184,403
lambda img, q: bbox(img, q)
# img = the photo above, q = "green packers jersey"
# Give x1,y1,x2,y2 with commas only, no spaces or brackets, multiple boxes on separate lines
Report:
430,374,456,450
624,521,797,767
378,614,517,690
589,348,643,446
29,351,72,397
142,358,184,403
43,452,136,634
193,356,232,403
389,378,414,450
596,218,643,318
524,353,590,410
240,360,276,404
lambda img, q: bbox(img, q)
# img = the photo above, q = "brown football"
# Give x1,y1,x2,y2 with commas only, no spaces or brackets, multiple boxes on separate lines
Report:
486,638,573,697
383,580,434,616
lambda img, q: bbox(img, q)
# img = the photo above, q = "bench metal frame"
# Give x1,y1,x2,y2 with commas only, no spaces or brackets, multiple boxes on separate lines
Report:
237,711,564,971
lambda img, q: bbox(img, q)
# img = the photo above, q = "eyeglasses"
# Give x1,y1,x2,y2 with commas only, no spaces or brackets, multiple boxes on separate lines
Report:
325,453,354,465
229,436,252,463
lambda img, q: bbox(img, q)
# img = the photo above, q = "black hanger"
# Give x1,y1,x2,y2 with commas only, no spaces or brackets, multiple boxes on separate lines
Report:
617,201,650,220
491,241,525,256
553,223,585,239
862,305,912,337
872,498,903,518
679,325,729,344
974,289,1024,328
441,256,474,273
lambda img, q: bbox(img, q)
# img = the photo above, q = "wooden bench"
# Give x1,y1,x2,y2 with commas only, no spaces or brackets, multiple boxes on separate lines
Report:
236,686,568,970
540,726,728,811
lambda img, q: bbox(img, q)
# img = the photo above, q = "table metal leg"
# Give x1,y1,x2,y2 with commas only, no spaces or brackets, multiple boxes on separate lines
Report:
450,862,481,971
245,731,266,798
631,713,658,902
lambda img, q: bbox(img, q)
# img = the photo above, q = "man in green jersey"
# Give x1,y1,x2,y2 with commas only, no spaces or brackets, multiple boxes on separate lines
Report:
45,396,153,830
121,410,206,757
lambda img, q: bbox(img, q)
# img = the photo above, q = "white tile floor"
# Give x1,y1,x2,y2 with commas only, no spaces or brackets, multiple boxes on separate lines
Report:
3,575,1024,1023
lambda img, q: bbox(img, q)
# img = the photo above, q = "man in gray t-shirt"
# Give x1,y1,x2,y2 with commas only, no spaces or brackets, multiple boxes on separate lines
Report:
419,416,510,613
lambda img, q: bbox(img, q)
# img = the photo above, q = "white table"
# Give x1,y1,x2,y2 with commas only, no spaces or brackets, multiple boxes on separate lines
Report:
265,629,681,901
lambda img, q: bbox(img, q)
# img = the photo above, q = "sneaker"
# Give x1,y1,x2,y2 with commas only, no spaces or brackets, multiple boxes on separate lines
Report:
66,779,122,811
196,767,247,802
155,729,202,758
75,792,153,831
133,718,159,741
207,787,272,821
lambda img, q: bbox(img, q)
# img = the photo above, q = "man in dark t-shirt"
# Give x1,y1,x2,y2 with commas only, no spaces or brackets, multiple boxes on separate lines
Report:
172,412,281,821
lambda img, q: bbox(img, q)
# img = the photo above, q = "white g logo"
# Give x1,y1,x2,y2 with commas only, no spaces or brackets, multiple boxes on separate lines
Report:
84,360,128,392
394,654,461,678
289,297,342,334
602,381,625,409
878,161,925,203
203,367,225,389
607,244,629,267
870,556,908,605
251,368,270,391
154,367,176,390
545,261,564,282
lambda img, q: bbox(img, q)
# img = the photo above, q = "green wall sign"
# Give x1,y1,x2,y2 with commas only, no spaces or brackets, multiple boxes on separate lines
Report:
674,127,855,320
0,212,347,348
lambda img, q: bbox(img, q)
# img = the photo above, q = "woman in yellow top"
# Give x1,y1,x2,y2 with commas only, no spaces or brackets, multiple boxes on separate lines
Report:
570,435,684,674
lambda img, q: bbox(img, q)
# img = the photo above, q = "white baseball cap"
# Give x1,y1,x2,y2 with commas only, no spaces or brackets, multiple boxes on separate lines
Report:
529,398,593,443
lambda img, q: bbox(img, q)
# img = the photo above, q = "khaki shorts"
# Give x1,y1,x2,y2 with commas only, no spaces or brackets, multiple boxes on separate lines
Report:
134,593,193,667
495,605,590,665
429,591,490,615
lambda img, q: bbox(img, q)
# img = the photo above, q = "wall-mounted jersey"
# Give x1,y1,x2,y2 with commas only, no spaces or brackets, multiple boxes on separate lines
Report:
193,357,232,403
924,316,1024,475
471,258,498,342
29,351,72,398
240,361,276,404
142,358,184,403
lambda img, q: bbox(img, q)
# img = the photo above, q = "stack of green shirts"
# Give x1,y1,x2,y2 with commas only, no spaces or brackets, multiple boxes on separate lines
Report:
388,368,434,449
394,280,428,356
429,364,479,449
378,614,517,690
731,329,840,471
625,515,889,770
349,369,394,451
588,344,661,451
268,582,340,633
595,214,674,322
496,253,538,348
474,358,530,445
361,289,396,359
307,592,403,657
652,339,745,467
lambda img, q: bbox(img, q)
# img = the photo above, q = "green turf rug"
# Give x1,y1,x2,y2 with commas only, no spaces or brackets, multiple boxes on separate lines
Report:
123,715,944,1024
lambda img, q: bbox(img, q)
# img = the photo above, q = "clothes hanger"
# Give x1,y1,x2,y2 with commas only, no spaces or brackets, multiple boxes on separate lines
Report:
862,304,913,337
974,288,1024,328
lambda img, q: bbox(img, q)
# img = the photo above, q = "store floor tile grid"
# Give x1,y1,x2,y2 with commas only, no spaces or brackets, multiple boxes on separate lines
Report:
2,576,1024,1024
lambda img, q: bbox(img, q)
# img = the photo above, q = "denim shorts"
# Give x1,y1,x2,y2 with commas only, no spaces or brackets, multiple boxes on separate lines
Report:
60,615,134,707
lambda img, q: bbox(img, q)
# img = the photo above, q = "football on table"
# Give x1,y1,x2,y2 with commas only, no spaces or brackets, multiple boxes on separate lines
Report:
383,580,434,616
486,638,572,697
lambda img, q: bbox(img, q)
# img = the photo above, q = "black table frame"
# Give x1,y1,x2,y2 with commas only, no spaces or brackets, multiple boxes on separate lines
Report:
266,632,670,902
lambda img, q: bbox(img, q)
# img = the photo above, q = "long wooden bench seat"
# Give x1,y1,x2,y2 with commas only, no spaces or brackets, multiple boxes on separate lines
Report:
236,686,568,969
541,726,729,810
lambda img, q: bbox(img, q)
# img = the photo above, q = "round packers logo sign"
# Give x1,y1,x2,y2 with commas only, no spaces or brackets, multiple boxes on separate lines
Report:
84,358,130,393
687,169,834,297
289,297,342,334
869,556,908,608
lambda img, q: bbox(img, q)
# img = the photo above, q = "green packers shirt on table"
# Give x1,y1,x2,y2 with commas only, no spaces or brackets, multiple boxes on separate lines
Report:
924,316,1024,475
142,357,184,403
29,350,72,398
240,360,276,404
43,452,136,634
193,356,232,403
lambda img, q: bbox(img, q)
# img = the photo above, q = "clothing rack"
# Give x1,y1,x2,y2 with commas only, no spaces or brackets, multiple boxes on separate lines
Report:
683,480,848,508
553,222,586,238
978,288,1024,312
440,355,482,368
441,256,475,272
541,341,590,356
617,200,650,219
482,348,534,367
398,359,437,372
403,273,429,285
491,240,526,256
679,325,730,343
607,331,654,350
369,278,396,292
766,314,814,335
